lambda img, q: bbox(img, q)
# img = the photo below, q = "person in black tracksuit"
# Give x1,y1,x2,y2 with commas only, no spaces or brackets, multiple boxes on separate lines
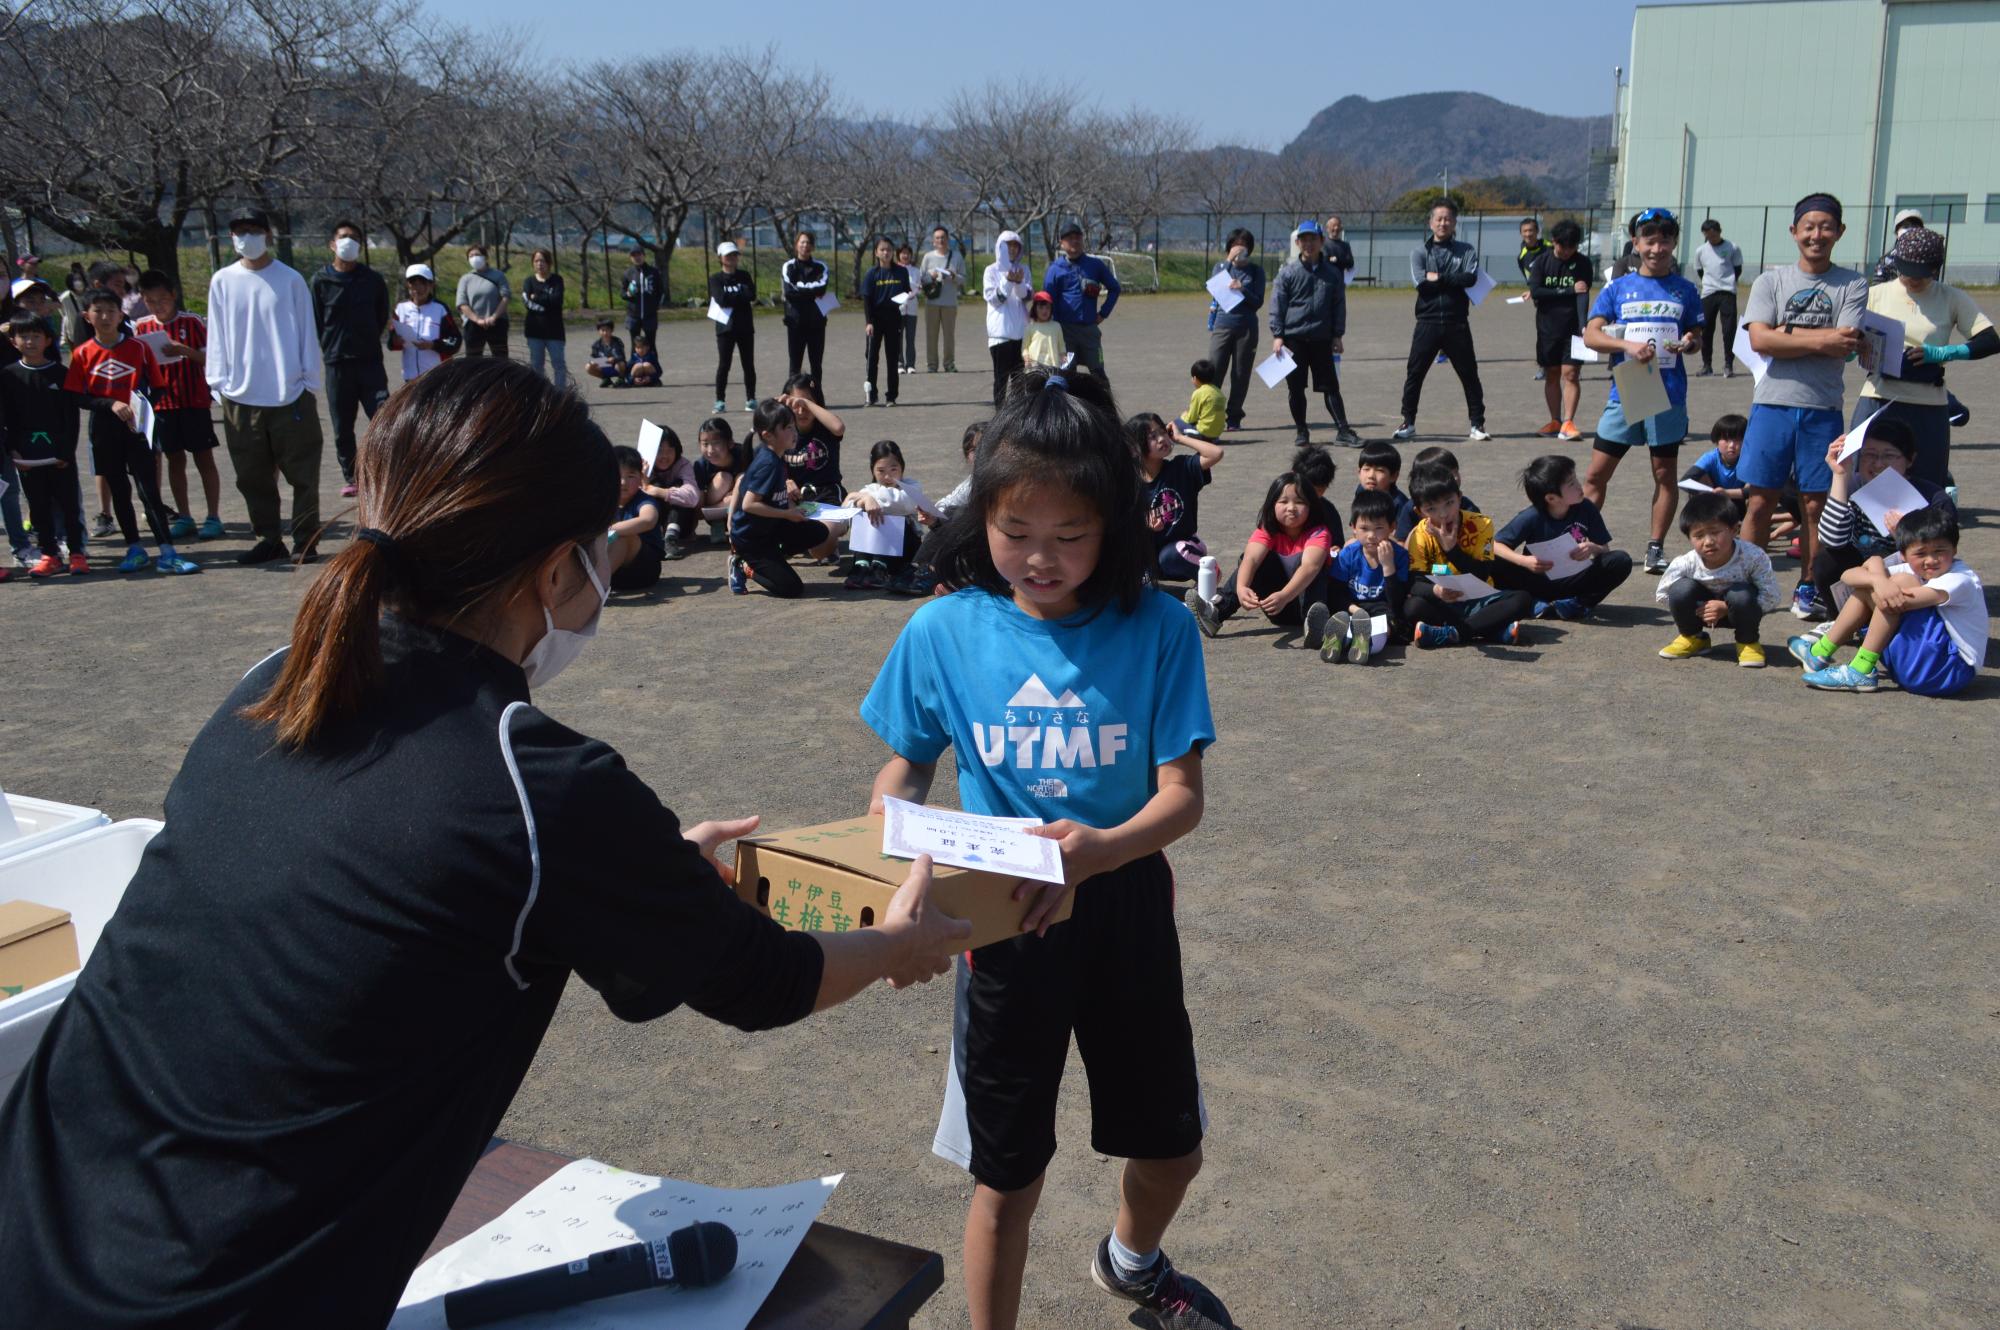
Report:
709,244,757,408
623,247,663,348
309,223,391,487
1399,201,1488,438
860,238,908,406
781,232,830,383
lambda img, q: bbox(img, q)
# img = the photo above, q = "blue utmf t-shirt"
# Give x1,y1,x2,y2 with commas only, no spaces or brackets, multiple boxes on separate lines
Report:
730,445,792,545
1331,539,1411,602
861,587,1216,829
1590,271,1703,408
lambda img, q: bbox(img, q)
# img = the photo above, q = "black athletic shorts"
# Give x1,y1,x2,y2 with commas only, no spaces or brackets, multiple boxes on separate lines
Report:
934,851,1204,1193
610,546,663,591
1535,319,1582,369
154,407,218,455
736,519,830,560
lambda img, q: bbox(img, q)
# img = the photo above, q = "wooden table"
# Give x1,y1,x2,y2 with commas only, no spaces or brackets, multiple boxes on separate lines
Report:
425,1140,943,1330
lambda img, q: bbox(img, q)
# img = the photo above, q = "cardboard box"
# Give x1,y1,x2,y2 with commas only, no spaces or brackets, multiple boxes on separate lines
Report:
735,814,1072,951
0,900,80,998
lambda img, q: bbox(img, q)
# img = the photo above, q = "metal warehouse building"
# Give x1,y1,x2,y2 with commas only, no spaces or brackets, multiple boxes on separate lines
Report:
1616,0,2000,279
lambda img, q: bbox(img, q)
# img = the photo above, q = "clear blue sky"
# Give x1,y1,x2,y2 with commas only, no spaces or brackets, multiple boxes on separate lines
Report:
447,0,1674,147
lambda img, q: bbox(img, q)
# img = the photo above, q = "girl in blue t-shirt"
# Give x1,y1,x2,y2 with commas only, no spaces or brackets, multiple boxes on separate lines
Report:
859,366,1229,1330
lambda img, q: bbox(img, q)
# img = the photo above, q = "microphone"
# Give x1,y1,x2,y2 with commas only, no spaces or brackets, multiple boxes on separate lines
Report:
442,1220,737,1327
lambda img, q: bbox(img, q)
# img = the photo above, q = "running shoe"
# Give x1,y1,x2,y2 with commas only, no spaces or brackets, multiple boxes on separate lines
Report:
1785,635,1822,670
1414,621,1458,649
1321,610,1351,662
728,557,748,595
1737,642,1767,668
1335,427,1363,447
1183,588,1221,638
1468,425,1493,442
155,550,201,575
29,554,62,578
1391,422,1416,442
713,399,727,413
1498,620,1523,645
1644,541,1667,574
69,552,89,575
169,514,197,539
1302,602,1330,652
238,536,290,565
744,399,755,412
1547,597,1585,621
199,516,225,539
92,511,113,538
1790,584,1829,620
117,544,151,573
1535,420,1561,437
1558,421,1581,441
1802,662,1877,692
1089,1237,1236,1330
1658,632,1712,659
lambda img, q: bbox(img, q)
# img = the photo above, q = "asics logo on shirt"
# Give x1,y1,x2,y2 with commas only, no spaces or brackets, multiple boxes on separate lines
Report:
972,674,1129,775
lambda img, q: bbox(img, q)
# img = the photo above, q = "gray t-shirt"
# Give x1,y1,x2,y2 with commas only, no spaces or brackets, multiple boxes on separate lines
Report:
454,268,511,321
1694,241,1741,296
1743,263,1866,410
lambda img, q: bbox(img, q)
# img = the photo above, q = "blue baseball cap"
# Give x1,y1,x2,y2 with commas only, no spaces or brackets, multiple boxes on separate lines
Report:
1296,220,1325,237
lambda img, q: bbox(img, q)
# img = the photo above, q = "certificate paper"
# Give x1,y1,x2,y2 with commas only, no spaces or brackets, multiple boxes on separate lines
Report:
1255,347,1296,388
1427,571,1502,601
1204,269,1243,313
1525,534,1590,580
880,796,1065,885
1611,357,1671,424
1467,267,1497,306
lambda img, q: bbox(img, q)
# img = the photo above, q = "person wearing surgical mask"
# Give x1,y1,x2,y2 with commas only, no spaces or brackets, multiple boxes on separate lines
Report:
205,207,328,564
310,220,392,497
455,243,512,360
0,356,971,1327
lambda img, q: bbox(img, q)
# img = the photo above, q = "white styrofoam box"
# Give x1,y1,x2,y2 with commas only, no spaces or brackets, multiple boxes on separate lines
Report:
0,792,110,862
0,819,162,1098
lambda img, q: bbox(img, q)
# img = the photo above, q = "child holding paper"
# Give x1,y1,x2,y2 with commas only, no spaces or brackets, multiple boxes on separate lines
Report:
728,397,837,598
1129,411,1223,584
1580,207,1704,576
1185,470,1336,648
1402,466,1534,648
606,444,666,591
626,333,661,387
1807,414,1953,617
1326,487,1412,662
388,265,459,384
1792,507,1984,695
134,270,222,541
1681,413,1747,500
1022,292,1065,369
860,364,1228,1330
584,318,628,388
1,313,89,576
1494,454,1634,620
1657,490,1786,666
1177,359,1226,442
637,425,700,558
843,440,927,593
66,289,197,575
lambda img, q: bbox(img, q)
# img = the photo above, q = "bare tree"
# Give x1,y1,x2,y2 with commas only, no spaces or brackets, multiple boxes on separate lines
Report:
822,119,924,293
932,81,1098,258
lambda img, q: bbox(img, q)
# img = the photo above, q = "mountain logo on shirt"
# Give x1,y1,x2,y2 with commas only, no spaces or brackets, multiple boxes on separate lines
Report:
974,674,1126,777
1783,287,1834,326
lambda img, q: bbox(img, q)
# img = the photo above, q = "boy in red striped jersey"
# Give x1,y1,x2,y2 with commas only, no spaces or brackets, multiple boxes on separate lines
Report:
135,271,223,540
65,288,199,574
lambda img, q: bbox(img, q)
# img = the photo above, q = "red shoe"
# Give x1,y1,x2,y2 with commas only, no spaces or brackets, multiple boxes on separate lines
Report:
1535,419,1561,437
1785,536,1802,560
69,552,90,575
30,554,62,578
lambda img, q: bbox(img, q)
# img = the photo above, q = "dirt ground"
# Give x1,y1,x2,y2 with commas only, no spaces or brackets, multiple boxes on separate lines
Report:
5,290,1997,1329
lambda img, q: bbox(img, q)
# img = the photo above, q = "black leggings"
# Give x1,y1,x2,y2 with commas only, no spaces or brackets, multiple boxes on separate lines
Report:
786,319,825,384
1404,580,1534,639
1700,292,1737,371
1666,577,1764,643
21,461,86,557
1401,322,1486,428
1514,550,1635,608
715,326,756,401
90,416,173,546
989,339,1023,407
865,327,899,402
1209,553,1332,627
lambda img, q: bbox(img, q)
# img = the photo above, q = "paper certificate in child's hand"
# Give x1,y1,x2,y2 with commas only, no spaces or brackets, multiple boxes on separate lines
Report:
881,796,1065,885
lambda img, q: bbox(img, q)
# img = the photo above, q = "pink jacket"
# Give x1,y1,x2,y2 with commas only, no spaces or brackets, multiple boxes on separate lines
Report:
651,454,700,509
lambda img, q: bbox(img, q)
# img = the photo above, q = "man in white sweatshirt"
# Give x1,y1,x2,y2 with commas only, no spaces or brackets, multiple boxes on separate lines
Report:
206,208,326,564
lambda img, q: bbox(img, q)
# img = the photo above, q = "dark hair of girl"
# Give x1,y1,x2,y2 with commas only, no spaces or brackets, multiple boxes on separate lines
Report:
242,358,615,749
698,416,734,442
923,365,1147,615
654,425,683,465
1519,454,1577,514
781,372,824,406
1257,472,1314,537
961,420,987,456
1122,412,1167,464
751,397,796,441
868,439,905,471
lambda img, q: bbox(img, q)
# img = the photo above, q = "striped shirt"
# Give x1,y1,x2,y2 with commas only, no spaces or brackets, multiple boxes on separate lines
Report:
132,311,211,412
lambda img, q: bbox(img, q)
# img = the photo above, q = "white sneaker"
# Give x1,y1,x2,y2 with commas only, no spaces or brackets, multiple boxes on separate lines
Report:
1468,426,1493,442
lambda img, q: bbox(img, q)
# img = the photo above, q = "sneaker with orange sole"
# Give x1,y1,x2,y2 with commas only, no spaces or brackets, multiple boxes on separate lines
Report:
69,552,89,575
30,554,62,578
1535,420,1561,437
1558,421,1581,440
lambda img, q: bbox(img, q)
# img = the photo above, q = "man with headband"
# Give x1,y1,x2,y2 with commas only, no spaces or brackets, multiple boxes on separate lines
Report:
1740,191,1867,620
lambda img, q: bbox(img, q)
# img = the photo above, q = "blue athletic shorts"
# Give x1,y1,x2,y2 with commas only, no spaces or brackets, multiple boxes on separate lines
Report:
1593,398,1687,453
1883,605,1976,697
1740,403,1841,493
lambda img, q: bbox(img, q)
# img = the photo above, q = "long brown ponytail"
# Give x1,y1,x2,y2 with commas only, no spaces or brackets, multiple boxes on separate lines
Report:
243,358,616,748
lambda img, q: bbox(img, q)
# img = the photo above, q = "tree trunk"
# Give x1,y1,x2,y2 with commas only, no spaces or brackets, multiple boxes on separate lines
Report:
654,209,677,306
138,220,184,296
203,201,223,276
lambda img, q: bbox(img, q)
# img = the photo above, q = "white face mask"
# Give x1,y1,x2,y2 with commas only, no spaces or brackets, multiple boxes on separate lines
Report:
233,232,268,261
469,254,488,271
333,237,362,262
520,546,609,688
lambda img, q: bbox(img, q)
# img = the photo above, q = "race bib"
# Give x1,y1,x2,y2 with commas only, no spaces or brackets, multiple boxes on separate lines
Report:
1626,319,1680,370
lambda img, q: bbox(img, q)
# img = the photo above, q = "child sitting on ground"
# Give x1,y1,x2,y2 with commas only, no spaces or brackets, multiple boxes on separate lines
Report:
1324,488,1412,663
1398,445,1482,539
1023,291,1065,367
729,397,838,597
1186,471,1335,650
1809,415,1953,619
606,444,666,592
638,425,700,558
1681,413,1747,501
1656,490,1785,667
627,333,661,387
1402,463,1535,648
389,264,459,383
1354,440,1415,538
133,270,222,541
585,318,628,387
692,417,744,544
1791,507,1984,695
780,372,847,503
1129,411,1224,582
1176,359,1226,441
1494,453,1635,619
843,440,929,594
